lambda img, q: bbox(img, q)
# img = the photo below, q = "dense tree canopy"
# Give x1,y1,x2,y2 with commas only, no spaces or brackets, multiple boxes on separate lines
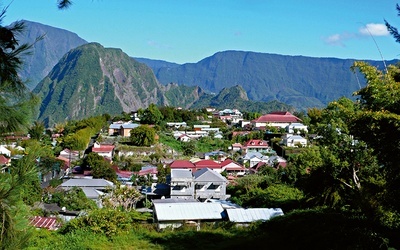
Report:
129,125,156,147
83,152,116,182
139,103,163,125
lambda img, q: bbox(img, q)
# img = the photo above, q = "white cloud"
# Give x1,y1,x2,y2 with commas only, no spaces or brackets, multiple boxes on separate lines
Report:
359,23,389,36
147,40,172,50
323,23,389,46
323,33,355,46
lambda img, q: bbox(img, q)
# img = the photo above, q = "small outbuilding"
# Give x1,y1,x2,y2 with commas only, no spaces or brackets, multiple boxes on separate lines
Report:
153,202,224,230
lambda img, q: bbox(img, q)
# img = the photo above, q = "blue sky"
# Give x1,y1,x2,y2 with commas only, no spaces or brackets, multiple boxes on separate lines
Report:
3,0,400,64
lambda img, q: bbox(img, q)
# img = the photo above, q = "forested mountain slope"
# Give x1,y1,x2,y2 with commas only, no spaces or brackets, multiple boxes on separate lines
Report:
153,50,398,109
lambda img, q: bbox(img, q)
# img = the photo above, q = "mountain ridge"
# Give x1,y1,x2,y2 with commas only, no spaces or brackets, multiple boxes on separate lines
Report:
18,21,398,125
34,43,287,126
15,20,88,90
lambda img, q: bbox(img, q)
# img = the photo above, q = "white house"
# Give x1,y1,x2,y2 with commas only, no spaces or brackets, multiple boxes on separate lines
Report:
286,123,308,134
92,142,115,159
251,111,301,129
282,134,307,147
166,122,187,129
241,152,269,168
0,145,11,157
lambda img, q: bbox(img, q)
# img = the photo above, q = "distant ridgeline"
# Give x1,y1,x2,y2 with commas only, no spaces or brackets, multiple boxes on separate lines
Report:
20,20,398,125
141,51,398,110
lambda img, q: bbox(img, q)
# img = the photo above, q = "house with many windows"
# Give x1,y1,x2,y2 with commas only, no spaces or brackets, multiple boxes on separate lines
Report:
170,169,194,200
193,168,228,201
169,168,228,201
282,134,307,147
243,139,271,153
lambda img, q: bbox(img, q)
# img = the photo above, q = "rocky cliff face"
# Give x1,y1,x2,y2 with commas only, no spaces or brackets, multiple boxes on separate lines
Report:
34,43,168,125
16,20,88,90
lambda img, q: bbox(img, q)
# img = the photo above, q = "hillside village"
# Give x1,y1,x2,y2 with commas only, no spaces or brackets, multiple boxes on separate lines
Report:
2,3,400,247
0,106,311,230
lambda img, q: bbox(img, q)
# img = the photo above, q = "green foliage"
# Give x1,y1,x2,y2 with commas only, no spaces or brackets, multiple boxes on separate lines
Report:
60,208,134,237
182,140,196,156
49,178,63,187
157,164,171,184
350,61,400,218
262,184,304,210
158,133,183,152
0,151,39,249
46,187,96,211
158,106,199,123
0,10,41,135
130,125,156,147
140,103,163,125
195,136,230,153
62,128,91,150
248,209,392,249
229,171,304,211
101,185,142,211
28,121,45,140
83,152,116,182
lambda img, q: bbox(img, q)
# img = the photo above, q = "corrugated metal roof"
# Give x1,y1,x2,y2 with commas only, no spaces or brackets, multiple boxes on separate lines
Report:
154,202,224,221
60,178,114,188
109,124,122,129
227,208,284,223
171,169,193,179
121,123,140,129
153,198,198,204
80,187,104,199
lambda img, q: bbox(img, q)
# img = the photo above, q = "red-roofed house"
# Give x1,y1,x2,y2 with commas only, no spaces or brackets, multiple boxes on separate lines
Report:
30,216,61,230
92,142,115,159
251,111,301,128
0,155,10,173
111,165,134,180
221,159,246,176
194,160,223,173
169,160,196,171
250,161,268,174
243,139,271,153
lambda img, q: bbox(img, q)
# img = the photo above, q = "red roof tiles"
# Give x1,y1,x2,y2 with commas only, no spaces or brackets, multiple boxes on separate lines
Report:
92,145,115,153
170,160,196,169
243,139,269,148
253,111,301,123
194,160,222,169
